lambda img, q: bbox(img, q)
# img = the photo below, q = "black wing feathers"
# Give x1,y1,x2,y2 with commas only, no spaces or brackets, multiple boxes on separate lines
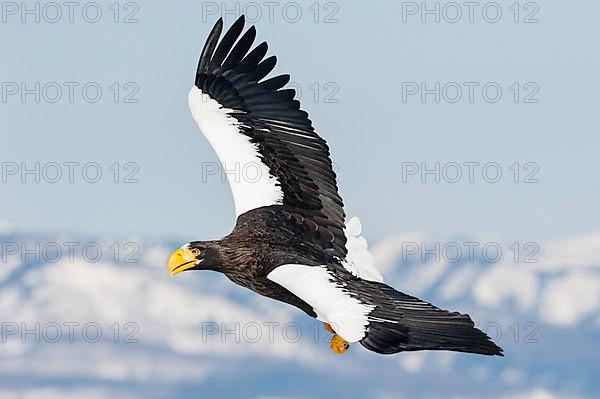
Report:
259,74,290,90
221,26,256,72
356,281,504,356
209,17,245,70
195,16,348,259
196,18,223,77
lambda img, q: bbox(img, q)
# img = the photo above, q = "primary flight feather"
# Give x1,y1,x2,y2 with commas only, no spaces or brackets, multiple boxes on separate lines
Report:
167,15,503,356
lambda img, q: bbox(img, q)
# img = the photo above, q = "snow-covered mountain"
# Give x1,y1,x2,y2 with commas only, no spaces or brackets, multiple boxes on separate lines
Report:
0,230,598,399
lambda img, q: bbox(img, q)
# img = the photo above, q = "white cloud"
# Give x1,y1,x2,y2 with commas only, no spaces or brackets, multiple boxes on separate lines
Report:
0,219,13,234
373,233,452,295
398,352,427,374
0,253,323,385
371,232,427,273
2,230,599,394
539,272,600,327
433,351,456,371
456,387,586,399
472,261,540,313
0,388,141,399
0,346,213,384
502,388,559,399
439,263,478,301
373,231,600,328
0,254,20,284
536,233,600,271
500,368,524,386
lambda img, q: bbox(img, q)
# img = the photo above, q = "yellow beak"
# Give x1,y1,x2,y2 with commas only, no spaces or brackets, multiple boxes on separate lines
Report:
167,248,198,275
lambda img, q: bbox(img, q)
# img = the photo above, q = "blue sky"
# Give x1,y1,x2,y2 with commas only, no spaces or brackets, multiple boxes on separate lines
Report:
1,2,599,398
1,0,599,244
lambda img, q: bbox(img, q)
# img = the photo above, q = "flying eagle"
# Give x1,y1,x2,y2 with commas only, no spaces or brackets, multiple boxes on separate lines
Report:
167,16,503,356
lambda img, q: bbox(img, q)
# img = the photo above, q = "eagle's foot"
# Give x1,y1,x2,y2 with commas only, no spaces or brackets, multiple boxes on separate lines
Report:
329,334,350,354
323,322,335,334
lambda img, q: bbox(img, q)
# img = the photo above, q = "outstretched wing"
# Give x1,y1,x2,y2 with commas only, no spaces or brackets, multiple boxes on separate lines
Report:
189,16,348,259
268,263,503,356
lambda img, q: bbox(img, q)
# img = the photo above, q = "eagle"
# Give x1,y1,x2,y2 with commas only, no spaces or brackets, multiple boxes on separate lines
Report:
167,15,503,356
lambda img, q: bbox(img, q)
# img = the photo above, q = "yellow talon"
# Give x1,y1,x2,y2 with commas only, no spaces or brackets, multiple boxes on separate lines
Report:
323,322,335,334
329,334,350,354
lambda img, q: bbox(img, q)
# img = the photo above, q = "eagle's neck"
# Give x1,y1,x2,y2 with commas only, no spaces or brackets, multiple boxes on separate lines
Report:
203,238,257,286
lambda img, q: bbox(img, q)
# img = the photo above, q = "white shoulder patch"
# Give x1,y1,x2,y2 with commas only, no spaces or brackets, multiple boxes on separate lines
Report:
267,264,374,342
342,217,383,282
188,86,284,218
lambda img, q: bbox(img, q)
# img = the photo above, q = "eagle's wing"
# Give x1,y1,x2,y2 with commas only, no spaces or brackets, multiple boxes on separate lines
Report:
190,16,381,281
266,262,502,356
185,18,503,357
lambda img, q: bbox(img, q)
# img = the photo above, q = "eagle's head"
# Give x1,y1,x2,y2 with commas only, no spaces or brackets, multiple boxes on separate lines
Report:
167,242,219,275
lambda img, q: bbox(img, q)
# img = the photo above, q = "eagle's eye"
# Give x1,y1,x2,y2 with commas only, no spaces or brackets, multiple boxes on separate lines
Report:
191,248,201,257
